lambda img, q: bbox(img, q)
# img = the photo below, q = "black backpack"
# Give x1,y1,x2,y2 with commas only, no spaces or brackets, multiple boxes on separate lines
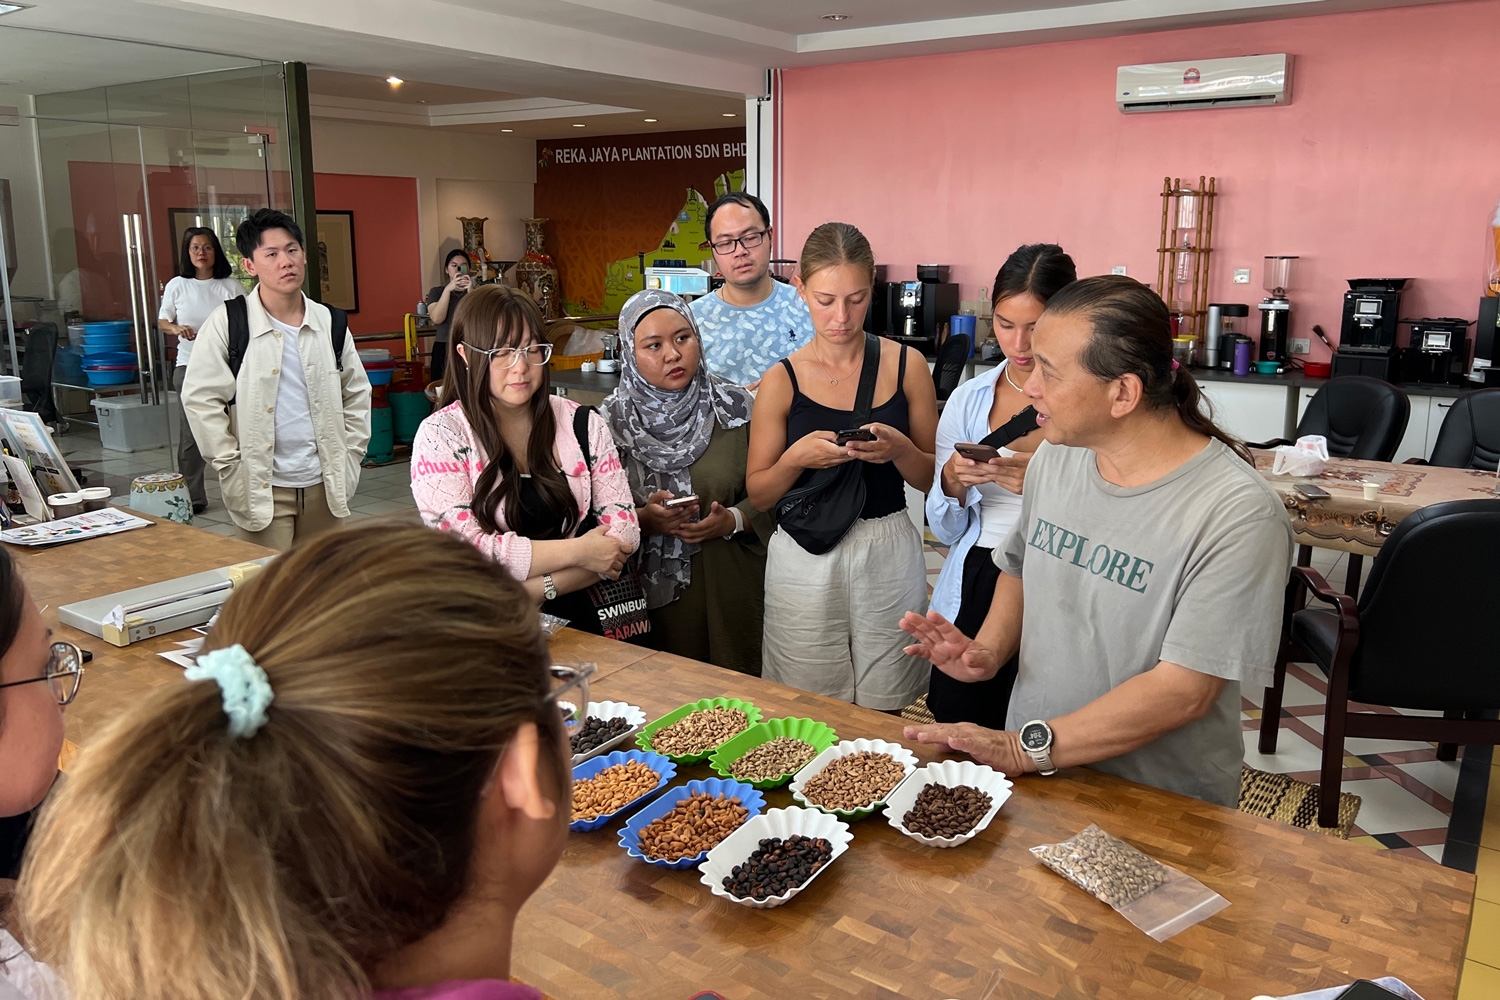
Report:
225,297,348,378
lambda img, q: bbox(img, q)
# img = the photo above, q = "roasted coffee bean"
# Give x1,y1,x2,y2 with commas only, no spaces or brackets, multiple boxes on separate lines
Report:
1033,824,1170,907
636,791,749,861
649,708,750,757
728,737,817,782
571,761,662,822
722,835,835,901
901,783,993,839
570,715,633,755
799,751,907,812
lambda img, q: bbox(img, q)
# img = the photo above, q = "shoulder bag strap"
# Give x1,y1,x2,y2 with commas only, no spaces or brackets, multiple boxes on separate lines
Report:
979,404,1040,450
850,334,882,427
571,403,595,470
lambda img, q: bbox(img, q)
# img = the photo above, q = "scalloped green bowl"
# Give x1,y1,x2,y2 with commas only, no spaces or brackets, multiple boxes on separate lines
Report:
634,698,763,764
707,717,840,789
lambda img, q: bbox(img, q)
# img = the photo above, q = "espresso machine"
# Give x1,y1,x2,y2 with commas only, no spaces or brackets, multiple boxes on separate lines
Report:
1257,256,1297,370
888,269,959,356
1474,296,1500,386
1332,278,1408,381
1400,318,1471,385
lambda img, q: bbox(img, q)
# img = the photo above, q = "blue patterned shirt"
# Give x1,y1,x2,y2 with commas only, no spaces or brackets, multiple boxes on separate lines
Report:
690,281,815,385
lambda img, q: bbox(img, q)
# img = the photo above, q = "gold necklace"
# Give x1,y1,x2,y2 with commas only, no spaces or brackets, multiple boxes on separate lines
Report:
813,342,862,386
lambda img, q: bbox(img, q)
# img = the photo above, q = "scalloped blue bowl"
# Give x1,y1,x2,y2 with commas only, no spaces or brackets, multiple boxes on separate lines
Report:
616,777,765,870
570,750,676,833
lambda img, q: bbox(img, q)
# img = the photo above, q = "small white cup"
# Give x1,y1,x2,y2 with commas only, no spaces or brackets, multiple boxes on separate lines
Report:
579,361,597,373
1362,482,1380,501
46,492,84,519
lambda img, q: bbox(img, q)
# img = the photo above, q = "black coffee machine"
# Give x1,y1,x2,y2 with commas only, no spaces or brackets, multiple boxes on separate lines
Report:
887,267,959,357
1332,278,1408,381
1401,318,1472,385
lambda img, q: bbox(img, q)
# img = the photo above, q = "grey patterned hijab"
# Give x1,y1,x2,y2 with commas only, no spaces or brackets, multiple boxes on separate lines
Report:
601,289,753,608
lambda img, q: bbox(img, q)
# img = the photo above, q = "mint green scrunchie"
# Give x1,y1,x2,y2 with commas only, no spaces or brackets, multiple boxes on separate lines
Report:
185,643,273,740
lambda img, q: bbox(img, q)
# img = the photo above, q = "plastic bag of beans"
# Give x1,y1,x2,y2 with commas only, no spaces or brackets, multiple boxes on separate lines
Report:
1031,824,1228,941
539,613,570,636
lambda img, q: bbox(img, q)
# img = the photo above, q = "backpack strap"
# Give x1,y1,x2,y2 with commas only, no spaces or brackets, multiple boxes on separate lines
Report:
327,305,347,373
572,403,595,470
225,297,250,380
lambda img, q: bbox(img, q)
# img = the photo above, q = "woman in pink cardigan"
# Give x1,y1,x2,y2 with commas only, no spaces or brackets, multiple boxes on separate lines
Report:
412,286,638,634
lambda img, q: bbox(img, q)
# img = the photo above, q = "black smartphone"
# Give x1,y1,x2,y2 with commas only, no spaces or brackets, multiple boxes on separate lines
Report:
835,427,876,444
954,442,1001,463
661,494,700,509
1334,981,1405,1000
1294,483,1332,500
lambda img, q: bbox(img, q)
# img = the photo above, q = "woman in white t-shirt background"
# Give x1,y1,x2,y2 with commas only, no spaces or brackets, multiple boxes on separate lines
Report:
158,227,245,514
924,243,1076,728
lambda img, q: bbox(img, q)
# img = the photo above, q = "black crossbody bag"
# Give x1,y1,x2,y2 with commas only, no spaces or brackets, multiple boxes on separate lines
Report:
979,405,1040,449
774,335,882,555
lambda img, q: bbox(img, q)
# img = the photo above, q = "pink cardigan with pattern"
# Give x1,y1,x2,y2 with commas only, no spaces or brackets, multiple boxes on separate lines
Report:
410,396,639,580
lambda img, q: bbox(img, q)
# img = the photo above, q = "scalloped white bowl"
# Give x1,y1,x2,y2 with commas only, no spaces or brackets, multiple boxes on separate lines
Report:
566,701,648,766
882,760,1013,848
788,738,919,820
698,806,853,909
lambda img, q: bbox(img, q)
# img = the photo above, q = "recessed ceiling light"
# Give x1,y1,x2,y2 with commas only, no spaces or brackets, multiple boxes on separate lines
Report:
572,123,585,127
501,128,514,132
721,112,737,117
821,13,850,20
386,76,403,85
417,99,428,104
643,118,658,122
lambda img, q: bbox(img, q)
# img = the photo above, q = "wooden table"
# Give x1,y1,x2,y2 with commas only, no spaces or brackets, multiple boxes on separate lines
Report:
521,643,1474,1000
11,515,271,747
16,522,1475,999
1254,449,1499,557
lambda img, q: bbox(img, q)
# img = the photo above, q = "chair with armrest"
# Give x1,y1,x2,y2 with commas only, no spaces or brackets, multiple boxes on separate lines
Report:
1257,499,1500,828
933,332,971,407
1248,376,1410,596
1404,388,1500,471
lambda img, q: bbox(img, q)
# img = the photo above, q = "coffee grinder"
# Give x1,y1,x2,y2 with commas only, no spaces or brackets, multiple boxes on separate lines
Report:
1257,256,1297,370
1332,278,1408,381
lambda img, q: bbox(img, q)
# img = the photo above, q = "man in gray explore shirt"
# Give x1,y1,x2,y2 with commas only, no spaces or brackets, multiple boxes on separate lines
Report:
900,276,1291,808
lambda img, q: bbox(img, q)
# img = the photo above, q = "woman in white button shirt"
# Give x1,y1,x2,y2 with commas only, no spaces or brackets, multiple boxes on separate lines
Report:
159,227,244,514
924,244,1075,727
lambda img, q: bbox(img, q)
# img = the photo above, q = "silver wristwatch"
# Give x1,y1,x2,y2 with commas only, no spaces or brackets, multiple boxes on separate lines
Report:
542,573,558,602
1019,720,1056,776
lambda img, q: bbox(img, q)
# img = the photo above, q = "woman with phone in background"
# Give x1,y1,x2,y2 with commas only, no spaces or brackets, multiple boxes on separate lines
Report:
601,289,771,675
747,223,938,710
924,244,1076,727
411,286,639,636
426,248,473,383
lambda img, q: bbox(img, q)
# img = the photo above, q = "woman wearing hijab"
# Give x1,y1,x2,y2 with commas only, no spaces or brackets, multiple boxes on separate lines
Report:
602,290,772,675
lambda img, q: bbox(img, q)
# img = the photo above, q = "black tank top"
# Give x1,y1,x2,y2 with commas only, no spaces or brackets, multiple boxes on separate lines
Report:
782,345,910,521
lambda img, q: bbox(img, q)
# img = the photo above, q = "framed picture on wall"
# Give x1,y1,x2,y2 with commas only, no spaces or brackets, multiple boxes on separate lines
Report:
316,210,359,313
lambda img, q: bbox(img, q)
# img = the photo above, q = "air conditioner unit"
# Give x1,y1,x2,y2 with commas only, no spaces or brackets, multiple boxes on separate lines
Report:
1117,54,1291,113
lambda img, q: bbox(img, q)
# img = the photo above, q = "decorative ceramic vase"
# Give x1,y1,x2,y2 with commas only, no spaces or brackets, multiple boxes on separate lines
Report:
129,472,192,525
514,217,561,319
459,216,491,267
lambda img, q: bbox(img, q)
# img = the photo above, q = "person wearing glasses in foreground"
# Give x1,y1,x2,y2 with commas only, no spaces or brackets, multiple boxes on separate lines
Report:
17,525,581,1000
690,192,814,388
411,285,638,633
900,276,1291,807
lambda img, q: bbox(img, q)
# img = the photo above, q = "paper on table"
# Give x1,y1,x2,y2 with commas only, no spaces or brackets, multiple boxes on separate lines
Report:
2,454,49,523
158,637,205,669
104,605,125,629
0,508,151,547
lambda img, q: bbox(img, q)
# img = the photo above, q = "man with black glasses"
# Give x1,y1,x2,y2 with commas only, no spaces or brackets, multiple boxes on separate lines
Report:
692,192,813,388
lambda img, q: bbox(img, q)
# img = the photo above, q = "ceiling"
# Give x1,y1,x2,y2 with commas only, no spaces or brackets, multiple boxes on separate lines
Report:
0,0,1462,138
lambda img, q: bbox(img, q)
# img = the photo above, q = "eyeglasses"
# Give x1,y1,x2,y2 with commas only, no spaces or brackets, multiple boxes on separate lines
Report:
0,641,85,706
544,661,596,725
465,343,553,369
708,230,768,255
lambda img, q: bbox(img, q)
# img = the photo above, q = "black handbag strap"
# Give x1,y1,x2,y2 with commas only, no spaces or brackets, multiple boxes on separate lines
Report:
850,334,883,427
979,405,1040,450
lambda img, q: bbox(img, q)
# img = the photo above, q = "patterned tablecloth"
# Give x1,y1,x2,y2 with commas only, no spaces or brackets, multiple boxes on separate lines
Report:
1253,450,1500,555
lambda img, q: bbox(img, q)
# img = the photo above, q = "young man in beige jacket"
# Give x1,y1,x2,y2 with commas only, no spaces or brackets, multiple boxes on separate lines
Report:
183,209,371,549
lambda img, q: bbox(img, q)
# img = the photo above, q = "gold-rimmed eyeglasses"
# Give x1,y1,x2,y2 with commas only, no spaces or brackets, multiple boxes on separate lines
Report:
544,661,595,725
0,641,85,706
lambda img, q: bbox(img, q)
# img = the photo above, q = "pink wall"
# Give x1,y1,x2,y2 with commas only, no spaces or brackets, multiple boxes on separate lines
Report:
781,0,1500,356
313,172,422,350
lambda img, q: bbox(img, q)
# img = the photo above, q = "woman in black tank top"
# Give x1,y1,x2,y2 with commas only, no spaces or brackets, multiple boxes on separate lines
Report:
746,223,939,711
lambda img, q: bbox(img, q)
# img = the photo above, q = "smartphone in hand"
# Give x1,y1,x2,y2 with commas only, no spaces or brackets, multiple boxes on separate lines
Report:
661,494,701,509
835,427,876,444
954,442,1001,463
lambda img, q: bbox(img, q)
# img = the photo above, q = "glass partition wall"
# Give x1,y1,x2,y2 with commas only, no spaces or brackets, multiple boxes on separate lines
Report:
0,27,294,455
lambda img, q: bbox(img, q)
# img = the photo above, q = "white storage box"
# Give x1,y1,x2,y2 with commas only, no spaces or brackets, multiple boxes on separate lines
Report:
91,397,171,452
0,376,20,407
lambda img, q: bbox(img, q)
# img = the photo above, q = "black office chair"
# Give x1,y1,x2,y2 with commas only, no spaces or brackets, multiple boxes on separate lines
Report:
1250,376,1411,595
1258,500,1500,828
1413,389,1500,471
933,333,971,405
1250,376,1410,460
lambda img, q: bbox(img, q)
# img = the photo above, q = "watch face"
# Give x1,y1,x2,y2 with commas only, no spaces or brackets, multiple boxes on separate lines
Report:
1020,723,1051,751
